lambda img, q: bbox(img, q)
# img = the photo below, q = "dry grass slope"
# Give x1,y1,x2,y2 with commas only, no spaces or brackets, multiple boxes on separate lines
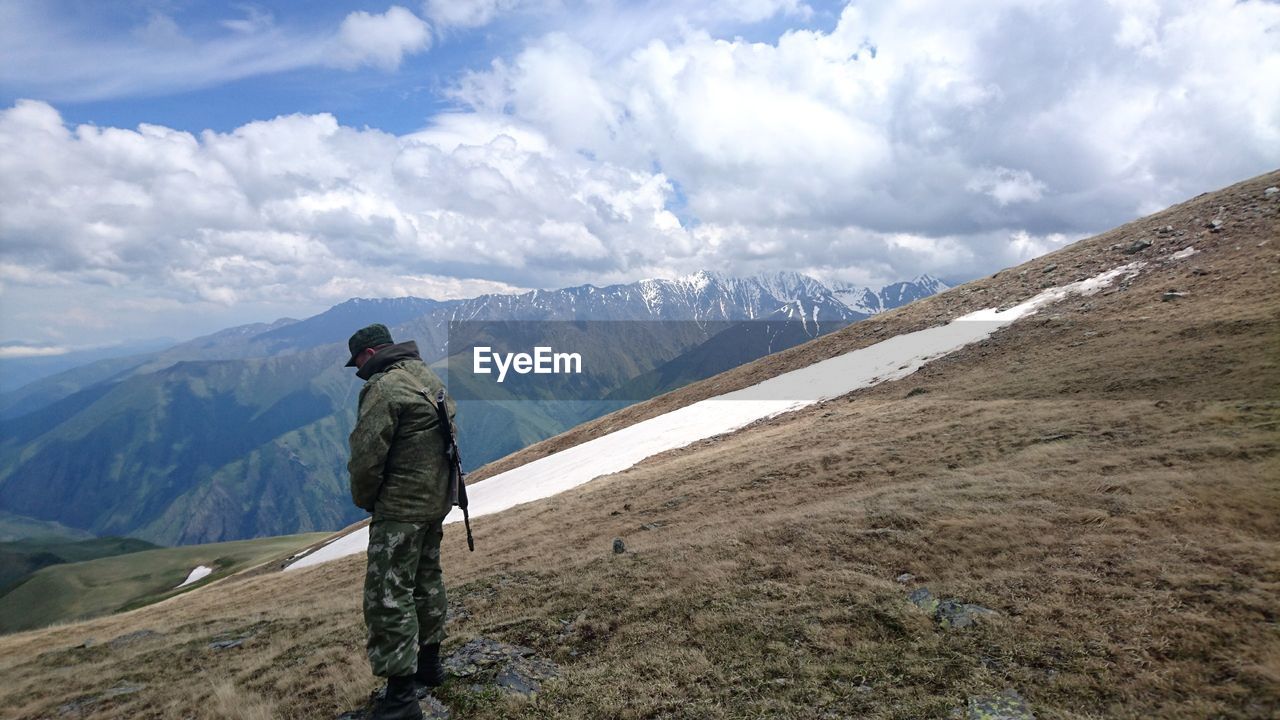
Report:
0,171,1276,719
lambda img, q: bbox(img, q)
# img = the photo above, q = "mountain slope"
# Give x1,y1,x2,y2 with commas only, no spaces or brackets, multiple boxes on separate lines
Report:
0,346,359,543
0,536,158,596
0,171,1275,718
0,318,302,420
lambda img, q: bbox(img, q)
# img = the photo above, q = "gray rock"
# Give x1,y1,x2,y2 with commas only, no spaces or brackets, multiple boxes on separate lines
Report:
1162,291,1187,302
558,610,587,639
1191,267,1209,276
908,587,939,614
58,697,94,716
895,572,916,584
1123,239,1152,254
99,684,145,699
443,637,537,678
446,602,470,626
1033,433,1072,443
495,657,559,697
438,637,559,700
208,638,247,650
953,688,1036,719
1265,186,1278,197
1041,264,1057,273
419,695,451,718
612,537,626,554
936,600,999,629
908,588,998,628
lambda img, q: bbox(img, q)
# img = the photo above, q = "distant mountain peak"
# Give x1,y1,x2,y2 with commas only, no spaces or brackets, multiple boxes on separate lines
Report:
910,274,949,291
670,269,728,292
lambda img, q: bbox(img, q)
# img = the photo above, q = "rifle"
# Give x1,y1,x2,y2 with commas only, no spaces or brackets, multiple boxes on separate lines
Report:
426,387,474,551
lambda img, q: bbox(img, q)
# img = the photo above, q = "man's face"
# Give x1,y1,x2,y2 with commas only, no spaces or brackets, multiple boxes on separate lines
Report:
354,347,377,369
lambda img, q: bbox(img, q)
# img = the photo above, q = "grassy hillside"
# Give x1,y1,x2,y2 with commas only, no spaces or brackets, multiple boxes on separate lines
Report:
0,510,95,542
0,536,159,595
0,532,326,634
0,171,1275,719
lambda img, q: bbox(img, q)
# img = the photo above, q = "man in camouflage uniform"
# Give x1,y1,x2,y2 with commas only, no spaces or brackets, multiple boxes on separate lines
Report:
346,323,455,720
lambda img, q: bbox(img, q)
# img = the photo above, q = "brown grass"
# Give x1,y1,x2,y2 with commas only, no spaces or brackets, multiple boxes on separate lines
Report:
0,170,1276,719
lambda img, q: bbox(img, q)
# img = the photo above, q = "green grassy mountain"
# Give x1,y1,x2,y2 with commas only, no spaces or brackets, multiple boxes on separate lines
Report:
0,345,361,545
0,536,159,596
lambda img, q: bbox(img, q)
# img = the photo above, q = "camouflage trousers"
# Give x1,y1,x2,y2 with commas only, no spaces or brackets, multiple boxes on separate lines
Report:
364,517,446,678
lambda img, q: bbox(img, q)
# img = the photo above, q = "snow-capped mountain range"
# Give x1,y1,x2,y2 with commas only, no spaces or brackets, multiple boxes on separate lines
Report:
313,270,948,332
451,269,948,322
267,271,949,362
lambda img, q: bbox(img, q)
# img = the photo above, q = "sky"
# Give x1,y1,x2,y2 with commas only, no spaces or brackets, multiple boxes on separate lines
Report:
1,0,1278,352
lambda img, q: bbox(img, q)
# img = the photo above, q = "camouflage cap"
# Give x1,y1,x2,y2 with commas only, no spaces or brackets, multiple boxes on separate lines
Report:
345,323,394,367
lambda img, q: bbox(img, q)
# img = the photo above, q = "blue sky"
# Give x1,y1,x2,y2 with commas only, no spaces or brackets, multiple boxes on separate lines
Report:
3,1,846,134
3,1,512,133
1,0,1278,351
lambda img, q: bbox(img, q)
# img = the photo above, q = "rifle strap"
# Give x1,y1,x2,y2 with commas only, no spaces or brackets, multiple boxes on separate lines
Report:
425,386,475,552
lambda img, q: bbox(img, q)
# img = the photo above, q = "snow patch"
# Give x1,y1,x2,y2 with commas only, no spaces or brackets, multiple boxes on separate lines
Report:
286,263,1142,571
961,262,1142,322
1171,247,1198,260
287,527,370,570
176,565,213,588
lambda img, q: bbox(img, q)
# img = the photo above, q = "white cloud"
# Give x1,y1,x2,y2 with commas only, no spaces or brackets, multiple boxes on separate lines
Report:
688,0,813,24
0,345,71,359
967,167,1047,206
452,0,1280,239
421,0,811,33
332,6,432,70
318,273,526,301
423,0,520,29
132,12,189,46
0,101,687,342
0,4,434,101
221,6,275,35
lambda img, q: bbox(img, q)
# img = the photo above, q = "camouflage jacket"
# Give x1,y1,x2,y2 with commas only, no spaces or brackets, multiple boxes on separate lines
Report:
348,341,456,521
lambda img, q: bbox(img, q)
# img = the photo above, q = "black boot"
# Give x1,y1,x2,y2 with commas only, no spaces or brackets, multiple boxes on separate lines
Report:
414,643,445,691
370,675,423,720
